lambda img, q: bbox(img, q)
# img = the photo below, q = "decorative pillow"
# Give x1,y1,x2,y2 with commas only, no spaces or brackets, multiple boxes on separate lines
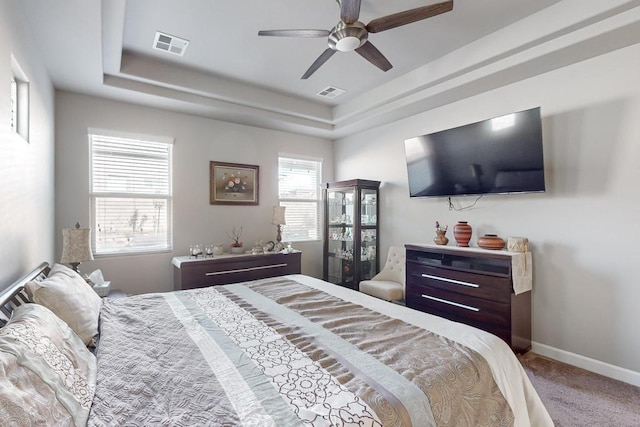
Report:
0,303,96,426
25,263,102,345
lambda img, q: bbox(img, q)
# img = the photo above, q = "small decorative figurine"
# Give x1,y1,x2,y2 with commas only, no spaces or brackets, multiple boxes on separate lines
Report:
434,221,449,245
227,227,245,254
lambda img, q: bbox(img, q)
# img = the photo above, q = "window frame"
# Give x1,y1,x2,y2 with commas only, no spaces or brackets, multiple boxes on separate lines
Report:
89,129,174,256
278,155,323,243
11,55,29,141
10,77,17,131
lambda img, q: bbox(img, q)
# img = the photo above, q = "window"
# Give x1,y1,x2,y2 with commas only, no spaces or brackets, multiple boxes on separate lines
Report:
90,131,173,255
10,55,29,141
278,156,322,242
10,77,17,131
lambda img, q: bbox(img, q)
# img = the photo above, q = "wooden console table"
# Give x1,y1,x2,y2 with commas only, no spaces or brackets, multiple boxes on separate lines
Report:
405,244,531,353
172,251,301,290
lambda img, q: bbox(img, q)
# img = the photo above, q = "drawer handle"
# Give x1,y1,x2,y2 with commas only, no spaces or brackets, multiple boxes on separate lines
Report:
421,294,480,312
205,263,288,276
421,274,479,288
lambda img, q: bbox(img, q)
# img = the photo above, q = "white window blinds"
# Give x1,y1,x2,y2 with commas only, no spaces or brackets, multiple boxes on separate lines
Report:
278,156,322,242
90,133,173,255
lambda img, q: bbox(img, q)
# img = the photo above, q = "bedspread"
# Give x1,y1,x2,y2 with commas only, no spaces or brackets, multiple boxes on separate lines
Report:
88,276,522,426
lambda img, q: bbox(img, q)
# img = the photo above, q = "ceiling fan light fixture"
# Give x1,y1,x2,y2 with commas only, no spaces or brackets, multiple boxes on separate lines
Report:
328,21,367,52
335,36,361,52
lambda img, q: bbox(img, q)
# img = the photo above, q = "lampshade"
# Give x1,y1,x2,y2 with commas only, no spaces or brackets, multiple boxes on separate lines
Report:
272,206,286,225
60,222,93,272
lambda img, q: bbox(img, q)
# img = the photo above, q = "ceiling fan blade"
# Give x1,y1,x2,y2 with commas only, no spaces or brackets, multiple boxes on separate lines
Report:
355,41,392,72
340,0,362,24
258,29,330,38
366,0,453,33
302,48,336,79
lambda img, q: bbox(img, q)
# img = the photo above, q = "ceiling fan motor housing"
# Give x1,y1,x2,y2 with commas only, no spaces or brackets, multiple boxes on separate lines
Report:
328,21,367,52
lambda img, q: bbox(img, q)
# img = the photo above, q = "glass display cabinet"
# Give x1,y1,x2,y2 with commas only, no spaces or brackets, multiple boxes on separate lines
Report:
323,179,380,290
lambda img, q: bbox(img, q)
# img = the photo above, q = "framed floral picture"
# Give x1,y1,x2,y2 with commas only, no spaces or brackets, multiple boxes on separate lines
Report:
210,161,259,205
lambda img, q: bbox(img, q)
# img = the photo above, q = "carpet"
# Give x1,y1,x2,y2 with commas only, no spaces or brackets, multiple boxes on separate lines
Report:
518,352,640,426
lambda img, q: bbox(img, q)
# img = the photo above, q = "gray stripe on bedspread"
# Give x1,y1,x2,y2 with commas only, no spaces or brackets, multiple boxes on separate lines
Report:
170,292,305,427
225,283,436,427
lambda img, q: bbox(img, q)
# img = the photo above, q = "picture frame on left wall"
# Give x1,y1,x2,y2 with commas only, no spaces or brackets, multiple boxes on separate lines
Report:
210,161,259,205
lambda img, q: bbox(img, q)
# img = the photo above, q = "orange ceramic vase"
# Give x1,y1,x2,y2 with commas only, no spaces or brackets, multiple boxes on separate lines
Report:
477,234,505,250
453,221,472,247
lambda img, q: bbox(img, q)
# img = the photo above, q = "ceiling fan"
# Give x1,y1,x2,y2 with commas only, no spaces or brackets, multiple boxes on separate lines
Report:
258,0,454,79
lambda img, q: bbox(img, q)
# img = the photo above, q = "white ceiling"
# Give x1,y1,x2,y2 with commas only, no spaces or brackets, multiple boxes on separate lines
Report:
18,0,640,138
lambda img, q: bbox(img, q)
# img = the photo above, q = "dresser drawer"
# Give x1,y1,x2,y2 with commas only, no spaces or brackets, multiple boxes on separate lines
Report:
182,263,293,288
175,252,301,290
406,285,510,328
406,293,512,343
407,263,511,303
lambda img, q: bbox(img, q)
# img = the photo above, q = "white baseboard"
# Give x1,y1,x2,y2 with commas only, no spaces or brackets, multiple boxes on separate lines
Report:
532,342,640,388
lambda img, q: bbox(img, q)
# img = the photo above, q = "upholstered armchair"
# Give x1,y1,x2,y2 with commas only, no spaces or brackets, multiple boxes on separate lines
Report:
359,246,405,301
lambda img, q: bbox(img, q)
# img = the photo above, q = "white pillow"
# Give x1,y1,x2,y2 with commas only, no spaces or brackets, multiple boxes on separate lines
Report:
25,263,102,345
0,303,96,426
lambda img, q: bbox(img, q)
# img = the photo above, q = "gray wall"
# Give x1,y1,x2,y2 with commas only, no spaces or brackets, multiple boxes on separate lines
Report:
0,2,55,288
55,91,334,295
334,42,640,380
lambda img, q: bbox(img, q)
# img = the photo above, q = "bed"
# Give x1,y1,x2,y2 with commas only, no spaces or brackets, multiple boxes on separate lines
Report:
0,262,553,426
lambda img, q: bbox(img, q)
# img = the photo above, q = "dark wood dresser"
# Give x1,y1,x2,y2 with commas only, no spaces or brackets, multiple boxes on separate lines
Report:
173,251,302,290
405,244,531,353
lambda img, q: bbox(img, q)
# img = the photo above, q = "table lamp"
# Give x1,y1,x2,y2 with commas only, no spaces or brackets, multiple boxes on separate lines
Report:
60,222,94,273
271,206,286,243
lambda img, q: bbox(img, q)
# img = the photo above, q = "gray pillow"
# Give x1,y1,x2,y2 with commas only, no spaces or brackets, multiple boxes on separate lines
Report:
0,303,96,426
26,263,102,345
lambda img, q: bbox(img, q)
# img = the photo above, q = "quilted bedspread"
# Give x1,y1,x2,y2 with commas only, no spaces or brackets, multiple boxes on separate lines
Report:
88,275,548,426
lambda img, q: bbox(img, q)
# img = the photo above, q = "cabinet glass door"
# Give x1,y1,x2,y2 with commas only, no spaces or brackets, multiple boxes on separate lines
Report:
360,189,377,227
359,228,377,280
359,189,378,281
327,189,356,287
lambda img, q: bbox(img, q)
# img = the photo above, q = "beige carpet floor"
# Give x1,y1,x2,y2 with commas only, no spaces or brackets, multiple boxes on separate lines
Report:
518,352,640,426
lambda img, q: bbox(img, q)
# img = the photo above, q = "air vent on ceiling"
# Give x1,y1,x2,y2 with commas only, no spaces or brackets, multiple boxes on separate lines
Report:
153,31,189,56
316,86,345,99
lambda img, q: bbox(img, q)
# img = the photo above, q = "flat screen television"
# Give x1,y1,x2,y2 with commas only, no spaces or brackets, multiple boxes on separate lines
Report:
404,107,545,198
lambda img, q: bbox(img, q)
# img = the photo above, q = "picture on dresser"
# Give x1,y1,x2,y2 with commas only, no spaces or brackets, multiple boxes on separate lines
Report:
209,161,259,205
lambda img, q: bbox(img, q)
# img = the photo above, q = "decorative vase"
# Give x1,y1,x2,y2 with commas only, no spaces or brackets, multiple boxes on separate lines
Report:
230,245,245,254
477,234,505,250
453,221,472,247
433,229,449,245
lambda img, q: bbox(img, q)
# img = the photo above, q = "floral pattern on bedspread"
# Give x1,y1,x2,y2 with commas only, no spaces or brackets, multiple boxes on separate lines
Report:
226,279,515,427
89,277,514,427
188,286,381,426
